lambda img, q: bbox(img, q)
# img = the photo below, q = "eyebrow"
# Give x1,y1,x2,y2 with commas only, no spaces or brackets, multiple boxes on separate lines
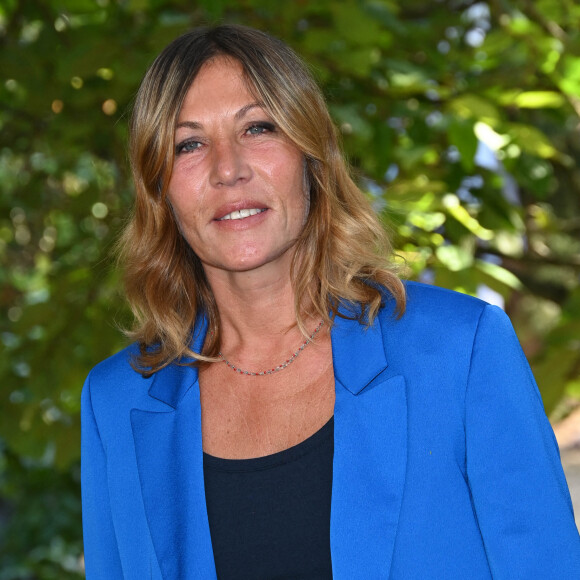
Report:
175,101,266,130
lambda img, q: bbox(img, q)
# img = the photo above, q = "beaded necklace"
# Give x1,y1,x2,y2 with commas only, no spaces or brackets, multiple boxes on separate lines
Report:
218,320,324,376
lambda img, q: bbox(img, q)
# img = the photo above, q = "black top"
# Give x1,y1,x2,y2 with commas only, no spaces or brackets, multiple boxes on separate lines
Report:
203,416,334,579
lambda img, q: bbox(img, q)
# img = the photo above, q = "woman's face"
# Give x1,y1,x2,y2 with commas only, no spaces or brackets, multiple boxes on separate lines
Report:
167,56,308,278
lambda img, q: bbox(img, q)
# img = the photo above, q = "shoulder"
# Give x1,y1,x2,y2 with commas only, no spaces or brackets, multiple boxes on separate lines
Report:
403,280,487,318
385,280,509,335
379,281,489,327
377,281,517,368
87,342,141,383
82,342,152,409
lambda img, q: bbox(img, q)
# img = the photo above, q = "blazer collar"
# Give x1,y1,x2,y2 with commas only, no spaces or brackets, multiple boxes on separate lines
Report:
147,315,208,408
331,304,390,395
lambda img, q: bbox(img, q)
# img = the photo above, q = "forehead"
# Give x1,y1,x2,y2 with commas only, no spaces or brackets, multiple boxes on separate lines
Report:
178,56,258,117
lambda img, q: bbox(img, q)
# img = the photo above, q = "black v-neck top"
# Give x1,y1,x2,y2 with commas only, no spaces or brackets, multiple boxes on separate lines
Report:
203,417,334,579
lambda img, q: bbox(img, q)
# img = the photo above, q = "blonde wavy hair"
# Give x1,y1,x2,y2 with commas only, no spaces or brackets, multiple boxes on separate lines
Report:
119,24,405,374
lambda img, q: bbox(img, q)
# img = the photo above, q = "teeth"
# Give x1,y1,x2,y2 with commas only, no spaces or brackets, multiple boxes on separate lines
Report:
220,208,264,221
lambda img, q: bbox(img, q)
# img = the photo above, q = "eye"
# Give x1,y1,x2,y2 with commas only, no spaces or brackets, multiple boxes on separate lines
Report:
175,140,202,155
245,122,276,136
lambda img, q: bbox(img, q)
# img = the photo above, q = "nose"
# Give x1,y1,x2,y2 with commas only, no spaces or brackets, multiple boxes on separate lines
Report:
209,138,251,188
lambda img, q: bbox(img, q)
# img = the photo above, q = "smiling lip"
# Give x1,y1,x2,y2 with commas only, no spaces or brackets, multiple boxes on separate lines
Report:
218,208,267,221
214,201,268,222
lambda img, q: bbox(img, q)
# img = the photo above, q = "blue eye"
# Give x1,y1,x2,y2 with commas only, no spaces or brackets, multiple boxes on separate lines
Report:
175,140,201,154
246,122,275,136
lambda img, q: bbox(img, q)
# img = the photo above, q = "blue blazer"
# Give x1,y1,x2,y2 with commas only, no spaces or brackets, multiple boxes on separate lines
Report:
81,282,580,579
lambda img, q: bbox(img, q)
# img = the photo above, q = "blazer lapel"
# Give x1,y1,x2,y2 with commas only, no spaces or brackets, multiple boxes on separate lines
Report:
330,311,408,579
131,320,217,579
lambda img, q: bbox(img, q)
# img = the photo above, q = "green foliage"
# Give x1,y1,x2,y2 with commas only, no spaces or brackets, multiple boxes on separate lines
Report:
0,447,83,579
1,0,580,575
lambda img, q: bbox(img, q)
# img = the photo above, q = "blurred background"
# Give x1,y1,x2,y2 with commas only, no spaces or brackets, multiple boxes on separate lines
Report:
1,0,580,576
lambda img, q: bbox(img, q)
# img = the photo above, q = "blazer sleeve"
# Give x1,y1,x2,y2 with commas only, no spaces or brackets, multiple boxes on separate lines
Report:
465,304,580,579
81,372,124,579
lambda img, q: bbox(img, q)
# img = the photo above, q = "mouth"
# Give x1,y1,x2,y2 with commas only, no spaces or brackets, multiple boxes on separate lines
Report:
217,208,267,221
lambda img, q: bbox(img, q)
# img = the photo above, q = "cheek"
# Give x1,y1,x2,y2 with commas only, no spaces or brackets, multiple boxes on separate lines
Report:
167,176,205,225
166,193,186,229
165,198,189,242
291,162,310,228
166,189,204,250
274,150,310,224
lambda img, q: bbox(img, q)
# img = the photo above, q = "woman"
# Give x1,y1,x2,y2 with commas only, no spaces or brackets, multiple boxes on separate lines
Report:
81,24,580,579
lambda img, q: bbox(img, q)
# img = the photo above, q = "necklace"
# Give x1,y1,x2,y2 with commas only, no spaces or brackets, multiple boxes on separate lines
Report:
218,320,324,376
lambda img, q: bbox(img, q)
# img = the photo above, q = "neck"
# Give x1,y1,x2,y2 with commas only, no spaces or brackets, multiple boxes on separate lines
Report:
204,260,304,351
